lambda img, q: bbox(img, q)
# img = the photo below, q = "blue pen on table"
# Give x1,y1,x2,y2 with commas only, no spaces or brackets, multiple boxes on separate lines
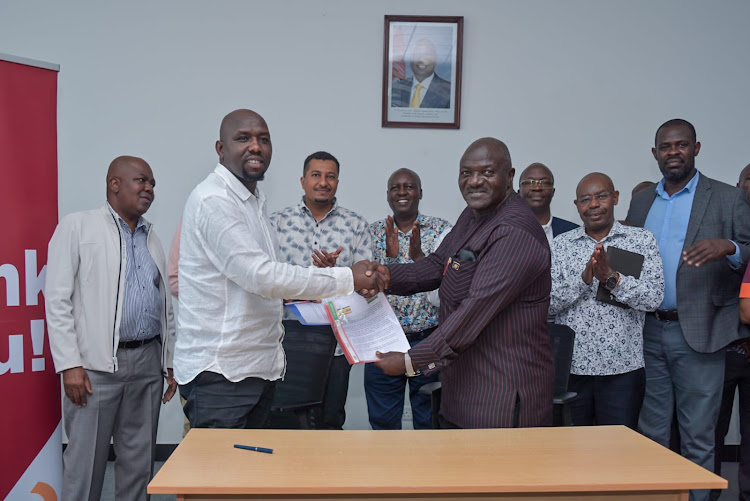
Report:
234,444,274,454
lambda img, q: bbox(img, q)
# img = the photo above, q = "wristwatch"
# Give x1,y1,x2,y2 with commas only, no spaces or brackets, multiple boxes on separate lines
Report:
604,272,620,291
404,352,419,377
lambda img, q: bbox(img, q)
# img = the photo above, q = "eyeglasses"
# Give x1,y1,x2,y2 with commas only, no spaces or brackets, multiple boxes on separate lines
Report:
519,179,553,188
576,191,614,205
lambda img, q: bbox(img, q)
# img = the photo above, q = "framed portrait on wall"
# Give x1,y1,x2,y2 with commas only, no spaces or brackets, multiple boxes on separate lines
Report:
381,15,463,129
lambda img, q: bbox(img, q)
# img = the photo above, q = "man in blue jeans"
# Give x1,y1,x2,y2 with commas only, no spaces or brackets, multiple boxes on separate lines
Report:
368,168,452,429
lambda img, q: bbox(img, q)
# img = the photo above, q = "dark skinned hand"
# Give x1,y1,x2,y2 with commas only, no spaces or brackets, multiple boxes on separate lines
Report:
63,366,93,407
374,351,407,376
385,215,399,258
682,239,735,267
408,222,425,261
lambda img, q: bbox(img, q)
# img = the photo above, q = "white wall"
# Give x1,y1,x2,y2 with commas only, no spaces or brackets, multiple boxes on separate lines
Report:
2,0,749,443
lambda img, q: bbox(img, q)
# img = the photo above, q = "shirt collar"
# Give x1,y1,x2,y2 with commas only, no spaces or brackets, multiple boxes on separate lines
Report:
412,73,434,91
106,202,149,232
394,213,425,236
571,220,627,243
214,162,267,204
655,170,700,199
299,196,339,219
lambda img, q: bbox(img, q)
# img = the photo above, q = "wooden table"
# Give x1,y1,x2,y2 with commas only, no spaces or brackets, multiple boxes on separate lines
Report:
148,426,725,500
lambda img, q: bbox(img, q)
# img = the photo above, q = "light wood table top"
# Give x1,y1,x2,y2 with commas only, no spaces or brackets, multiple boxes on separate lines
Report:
149,426,726,500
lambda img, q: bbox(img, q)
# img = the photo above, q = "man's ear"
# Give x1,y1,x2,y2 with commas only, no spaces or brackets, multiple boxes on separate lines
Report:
215,140,224,161
109,177,120,194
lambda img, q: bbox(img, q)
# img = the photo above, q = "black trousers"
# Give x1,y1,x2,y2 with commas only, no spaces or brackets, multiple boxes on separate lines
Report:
712,348,750,501
568,368,645,429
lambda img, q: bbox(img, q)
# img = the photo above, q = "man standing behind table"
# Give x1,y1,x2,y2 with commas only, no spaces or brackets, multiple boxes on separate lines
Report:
272,151,372,429
518,162,578,245
550,172,664,429
45,156,177,501
711,163,750,501
627,119,750,501
174,109,384,430
375,138,554,429
368,168,452,429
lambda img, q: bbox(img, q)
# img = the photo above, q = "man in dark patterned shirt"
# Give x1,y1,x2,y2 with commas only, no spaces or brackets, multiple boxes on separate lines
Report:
375,138,554,428
272,151,372,429
368,168,452,429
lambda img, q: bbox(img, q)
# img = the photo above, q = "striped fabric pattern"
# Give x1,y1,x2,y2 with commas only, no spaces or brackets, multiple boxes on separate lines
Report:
389,193,554,428
110,209,162,342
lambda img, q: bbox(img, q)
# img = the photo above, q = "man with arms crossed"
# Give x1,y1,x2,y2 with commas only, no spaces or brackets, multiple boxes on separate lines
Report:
174,110,383,429
550,172,663,429
46,156,176,501
368,168,452,429
272,151,372,429
375,138,554,428
627,119,750,501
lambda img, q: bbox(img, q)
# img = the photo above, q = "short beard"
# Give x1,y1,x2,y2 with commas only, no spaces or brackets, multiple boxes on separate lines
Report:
242,171,265,183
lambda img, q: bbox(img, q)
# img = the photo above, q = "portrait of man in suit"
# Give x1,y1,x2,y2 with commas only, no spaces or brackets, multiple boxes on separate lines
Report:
391,39,451,109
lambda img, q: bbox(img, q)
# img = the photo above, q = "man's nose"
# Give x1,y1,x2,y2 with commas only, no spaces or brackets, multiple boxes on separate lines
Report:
247,138,261,152
468,172,483,186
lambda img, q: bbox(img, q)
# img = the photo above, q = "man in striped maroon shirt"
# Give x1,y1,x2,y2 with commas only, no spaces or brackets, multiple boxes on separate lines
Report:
375,137,554,428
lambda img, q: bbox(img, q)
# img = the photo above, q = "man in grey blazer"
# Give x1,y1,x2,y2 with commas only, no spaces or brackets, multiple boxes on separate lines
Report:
626,119,750,501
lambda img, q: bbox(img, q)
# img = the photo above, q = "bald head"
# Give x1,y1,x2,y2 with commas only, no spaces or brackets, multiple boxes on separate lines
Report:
107,155,150,190
574,172,619,238
106,155,155,228
219,109,267,143
388,168,421,191
461,137,512,170
520,163,554,184
459,137,515,216
576,172,615,195
738,163,750,200
215,109,272,192
631,180,656,197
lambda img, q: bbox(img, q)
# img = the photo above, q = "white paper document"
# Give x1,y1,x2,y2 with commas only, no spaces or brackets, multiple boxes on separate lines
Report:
326,293,410,364
285,294,409,364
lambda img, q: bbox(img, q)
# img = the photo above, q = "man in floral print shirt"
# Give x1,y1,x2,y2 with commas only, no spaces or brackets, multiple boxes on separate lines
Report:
549,172,664,429
272,151,372,429
368,168,452,429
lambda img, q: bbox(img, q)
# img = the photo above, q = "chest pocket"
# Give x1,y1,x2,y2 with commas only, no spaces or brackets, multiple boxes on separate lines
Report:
441,257,479,306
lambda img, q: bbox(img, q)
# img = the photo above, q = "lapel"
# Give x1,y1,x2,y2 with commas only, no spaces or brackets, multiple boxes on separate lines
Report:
683,174,711,251
631,190,657,227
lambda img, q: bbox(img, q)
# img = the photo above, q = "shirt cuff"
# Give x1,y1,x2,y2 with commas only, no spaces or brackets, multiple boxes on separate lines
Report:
727,240,741,269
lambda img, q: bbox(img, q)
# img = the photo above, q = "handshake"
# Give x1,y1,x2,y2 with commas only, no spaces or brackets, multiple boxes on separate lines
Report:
350,260,391,298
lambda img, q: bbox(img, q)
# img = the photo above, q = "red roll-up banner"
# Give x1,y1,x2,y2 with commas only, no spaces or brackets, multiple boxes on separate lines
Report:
0,55,62,500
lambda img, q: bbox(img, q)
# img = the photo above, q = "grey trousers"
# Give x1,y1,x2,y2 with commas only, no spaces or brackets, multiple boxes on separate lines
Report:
63,339,163,501
638,316,725,501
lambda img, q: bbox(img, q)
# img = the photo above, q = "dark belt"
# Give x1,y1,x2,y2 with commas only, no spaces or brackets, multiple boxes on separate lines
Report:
405,327,436,343
118,336,159,349
649,309,679,322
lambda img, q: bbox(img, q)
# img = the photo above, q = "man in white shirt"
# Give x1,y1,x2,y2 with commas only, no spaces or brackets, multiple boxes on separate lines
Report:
174,109,384,429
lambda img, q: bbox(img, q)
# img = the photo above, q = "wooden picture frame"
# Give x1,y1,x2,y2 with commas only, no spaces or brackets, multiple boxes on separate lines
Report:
381,15,463,129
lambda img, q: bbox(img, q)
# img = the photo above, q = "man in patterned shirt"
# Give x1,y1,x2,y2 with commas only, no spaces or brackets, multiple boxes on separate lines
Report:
549,172,664,429
272,151,372,429
368,168,452,429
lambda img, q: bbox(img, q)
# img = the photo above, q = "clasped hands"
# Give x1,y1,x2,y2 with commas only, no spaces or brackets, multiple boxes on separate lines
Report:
310,246,390,298
581,244,613,285
351,260,390,298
